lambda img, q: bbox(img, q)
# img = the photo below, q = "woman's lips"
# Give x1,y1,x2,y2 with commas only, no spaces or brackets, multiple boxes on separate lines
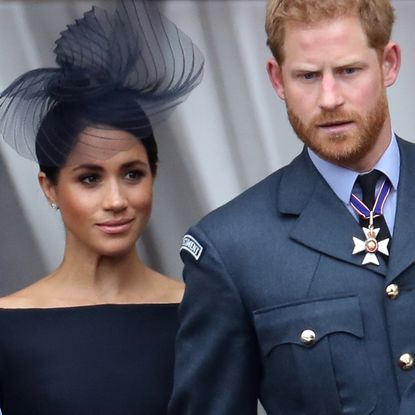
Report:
96,218,134,234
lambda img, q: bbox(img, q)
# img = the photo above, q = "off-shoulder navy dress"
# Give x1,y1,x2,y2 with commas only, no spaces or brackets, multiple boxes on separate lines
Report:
0,303,179,415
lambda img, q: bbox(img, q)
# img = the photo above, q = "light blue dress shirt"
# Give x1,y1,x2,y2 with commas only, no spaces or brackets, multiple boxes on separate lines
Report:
308,133,400,235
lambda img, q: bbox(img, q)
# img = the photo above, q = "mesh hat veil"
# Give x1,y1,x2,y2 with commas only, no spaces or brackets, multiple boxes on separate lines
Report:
0,0,204,166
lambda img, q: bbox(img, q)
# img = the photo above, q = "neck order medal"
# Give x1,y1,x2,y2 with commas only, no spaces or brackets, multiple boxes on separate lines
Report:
352,212,389,266
351,178,391,266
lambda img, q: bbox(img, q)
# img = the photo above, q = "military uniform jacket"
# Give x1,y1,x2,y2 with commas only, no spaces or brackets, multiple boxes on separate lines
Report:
169,138,415,415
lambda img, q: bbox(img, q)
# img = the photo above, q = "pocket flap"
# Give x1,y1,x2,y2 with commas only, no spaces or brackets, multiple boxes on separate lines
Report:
253,295,363,356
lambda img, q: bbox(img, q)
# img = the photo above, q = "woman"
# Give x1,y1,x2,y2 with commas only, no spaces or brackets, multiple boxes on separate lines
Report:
0,1,203,414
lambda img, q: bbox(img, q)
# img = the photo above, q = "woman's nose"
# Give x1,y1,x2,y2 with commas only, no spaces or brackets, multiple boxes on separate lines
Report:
103,180,128,212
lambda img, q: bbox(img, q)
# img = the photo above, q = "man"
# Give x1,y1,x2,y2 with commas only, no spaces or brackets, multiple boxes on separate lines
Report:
169,1,415,414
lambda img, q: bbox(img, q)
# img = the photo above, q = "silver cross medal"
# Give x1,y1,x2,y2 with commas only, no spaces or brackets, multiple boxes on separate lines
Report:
352,211,390,266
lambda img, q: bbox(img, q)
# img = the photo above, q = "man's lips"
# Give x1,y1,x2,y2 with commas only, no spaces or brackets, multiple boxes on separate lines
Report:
96,218,135,234
318,120,354,133
319,120,353,127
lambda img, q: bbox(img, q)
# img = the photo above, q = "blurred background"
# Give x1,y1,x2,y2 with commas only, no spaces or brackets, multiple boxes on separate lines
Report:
0,1,415,413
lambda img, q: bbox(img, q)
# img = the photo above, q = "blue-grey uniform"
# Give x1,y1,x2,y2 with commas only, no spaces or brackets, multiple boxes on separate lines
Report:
169,137,415,414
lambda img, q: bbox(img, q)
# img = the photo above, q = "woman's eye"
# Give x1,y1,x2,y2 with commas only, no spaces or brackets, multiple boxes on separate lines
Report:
80,174,99,185
125,170,145,181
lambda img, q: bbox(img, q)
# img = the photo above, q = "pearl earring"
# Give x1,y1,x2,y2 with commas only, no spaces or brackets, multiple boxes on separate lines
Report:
51,203,59,210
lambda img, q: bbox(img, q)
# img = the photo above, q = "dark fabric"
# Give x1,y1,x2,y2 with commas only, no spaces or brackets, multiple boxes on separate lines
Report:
357,170,391,241
0,303,179,415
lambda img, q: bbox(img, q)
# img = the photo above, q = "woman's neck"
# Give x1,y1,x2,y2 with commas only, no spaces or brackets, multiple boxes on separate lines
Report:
0,238,183,309
46,245,153,304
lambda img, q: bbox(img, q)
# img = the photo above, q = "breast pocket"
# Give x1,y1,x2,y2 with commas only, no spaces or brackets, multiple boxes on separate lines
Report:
253,294,377,415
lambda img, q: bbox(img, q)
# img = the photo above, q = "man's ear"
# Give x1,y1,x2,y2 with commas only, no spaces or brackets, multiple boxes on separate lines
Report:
266,58,286,101
38,172,58,206
382,41,401,88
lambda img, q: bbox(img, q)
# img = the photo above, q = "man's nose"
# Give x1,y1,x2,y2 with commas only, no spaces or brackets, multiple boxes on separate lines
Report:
318,74,345,111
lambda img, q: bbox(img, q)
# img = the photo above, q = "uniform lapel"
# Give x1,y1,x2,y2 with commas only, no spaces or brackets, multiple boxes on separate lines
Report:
278,149,387,276
387,138,415,282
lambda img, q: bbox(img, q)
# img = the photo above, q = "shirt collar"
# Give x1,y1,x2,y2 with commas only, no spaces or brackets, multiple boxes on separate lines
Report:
308,132,400,205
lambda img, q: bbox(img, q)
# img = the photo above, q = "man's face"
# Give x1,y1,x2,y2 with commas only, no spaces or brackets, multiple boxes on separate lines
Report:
268,15,398,171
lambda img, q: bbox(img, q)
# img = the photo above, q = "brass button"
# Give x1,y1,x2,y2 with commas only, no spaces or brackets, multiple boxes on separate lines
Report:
300,329,316,346
386,284,400,299
399,353,414,370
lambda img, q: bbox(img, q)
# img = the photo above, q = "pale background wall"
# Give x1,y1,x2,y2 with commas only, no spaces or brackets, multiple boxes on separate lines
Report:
0,1,414,413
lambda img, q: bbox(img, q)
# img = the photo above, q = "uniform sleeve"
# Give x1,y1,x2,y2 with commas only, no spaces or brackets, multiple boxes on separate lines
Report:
168,226,260,414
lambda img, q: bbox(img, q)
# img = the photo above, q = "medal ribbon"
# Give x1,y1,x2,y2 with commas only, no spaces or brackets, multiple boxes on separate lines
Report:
350,177,392,219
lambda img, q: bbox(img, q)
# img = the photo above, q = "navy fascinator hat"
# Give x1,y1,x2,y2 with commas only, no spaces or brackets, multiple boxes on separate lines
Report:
0,0,204,166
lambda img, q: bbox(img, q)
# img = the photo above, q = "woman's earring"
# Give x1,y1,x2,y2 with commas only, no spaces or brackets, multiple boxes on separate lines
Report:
51,203,59,210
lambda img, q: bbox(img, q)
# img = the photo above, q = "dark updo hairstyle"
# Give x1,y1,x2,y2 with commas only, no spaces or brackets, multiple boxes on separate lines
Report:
35,89,158,184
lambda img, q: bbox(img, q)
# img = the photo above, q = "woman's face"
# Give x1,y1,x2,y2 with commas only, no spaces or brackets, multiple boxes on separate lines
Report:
40,127,154,257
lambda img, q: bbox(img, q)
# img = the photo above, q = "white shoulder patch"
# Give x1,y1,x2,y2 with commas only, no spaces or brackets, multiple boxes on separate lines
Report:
180,234,204,261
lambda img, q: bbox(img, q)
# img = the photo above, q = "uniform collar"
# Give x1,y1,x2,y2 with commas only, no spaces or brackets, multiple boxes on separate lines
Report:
308,132,400,205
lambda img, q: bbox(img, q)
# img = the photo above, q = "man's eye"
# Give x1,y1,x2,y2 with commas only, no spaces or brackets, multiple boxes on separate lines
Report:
303,72,316,80
298,72,318,81
341,67,359,76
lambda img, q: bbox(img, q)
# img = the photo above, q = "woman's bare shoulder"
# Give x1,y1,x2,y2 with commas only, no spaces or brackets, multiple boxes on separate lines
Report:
0,277,51,309
147,270,185,303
